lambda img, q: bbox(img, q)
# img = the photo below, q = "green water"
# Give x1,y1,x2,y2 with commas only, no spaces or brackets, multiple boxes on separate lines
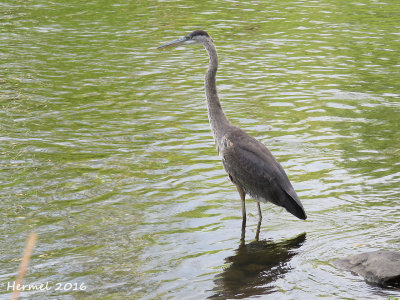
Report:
1,0,399,299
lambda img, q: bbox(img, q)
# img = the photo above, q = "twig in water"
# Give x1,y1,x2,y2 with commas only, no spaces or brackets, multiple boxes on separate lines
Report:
11,232,38,300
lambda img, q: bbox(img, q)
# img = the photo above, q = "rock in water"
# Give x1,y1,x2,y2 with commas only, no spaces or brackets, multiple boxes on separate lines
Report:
335,250,400,288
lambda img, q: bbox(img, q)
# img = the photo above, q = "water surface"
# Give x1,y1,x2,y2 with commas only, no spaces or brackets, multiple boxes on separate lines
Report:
1,0,399,299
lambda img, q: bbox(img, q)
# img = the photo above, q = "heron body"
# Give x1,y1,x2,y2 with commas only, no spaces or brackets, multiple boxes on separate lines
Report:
158,30,307,228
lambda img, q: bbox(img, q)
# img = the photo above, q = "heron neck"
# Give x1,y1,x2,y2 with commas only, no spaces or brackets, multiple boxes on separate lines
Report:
203,39,230,148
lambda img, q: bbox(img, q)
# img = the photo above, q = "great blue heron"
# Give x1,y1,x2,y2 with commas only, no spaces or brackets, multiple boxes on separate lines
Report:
158,30,307,232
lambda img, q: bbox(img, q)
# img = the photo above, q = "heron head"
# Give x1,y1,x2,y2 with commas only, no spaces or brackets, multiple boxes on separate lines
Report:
157,30,211,49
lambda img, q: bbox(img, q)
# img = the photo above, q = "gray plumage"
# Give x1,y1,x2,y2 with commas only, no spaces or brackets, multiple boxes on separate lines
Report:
220,127,306,220
158,30,307,225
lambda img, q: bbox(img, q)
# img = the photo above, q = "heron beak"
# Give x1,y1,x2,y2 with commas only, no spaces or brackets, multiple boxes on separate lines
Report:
157,36,188,49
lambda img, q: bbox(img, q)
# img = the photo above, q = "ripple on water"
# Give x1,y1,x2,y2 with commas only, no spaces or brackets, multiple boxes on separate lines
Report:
1,0,399,299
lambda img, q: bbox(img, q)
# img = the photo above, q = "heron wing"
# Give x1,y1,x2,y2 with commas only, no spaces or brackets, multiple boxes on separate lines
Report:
221,128,306,219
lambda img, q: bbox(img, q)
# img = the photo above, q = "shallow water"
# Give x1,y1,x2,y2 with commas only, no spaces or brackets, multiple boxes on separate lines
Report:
1,0,399,299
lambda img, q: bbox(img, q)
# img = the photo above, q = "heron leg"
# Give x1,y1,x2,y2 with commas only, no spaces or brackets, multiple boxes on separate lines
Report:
255,219,261,241
235,185,246,225
255,202,262,240
257,202,262,221
240,226,245,242
235,185,246,242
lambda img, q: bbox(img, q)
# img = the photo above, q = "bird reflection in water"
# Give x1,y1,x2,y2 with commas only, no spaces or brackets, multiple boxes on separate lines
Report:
209,233,306,299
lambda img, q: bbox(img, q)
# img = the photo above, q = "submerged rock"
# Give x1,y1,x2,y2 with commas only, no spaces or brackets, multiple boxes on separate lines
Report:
335,250,400,288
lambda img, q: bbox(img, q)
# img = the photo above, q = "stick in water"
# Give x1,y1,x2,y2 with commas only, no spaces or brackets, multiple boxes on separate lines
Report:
11,232,38,300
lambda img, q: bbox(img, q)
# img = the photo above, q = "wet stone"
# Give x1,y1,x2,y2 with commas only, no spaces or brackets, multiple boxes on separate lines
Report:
335,250,400,288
